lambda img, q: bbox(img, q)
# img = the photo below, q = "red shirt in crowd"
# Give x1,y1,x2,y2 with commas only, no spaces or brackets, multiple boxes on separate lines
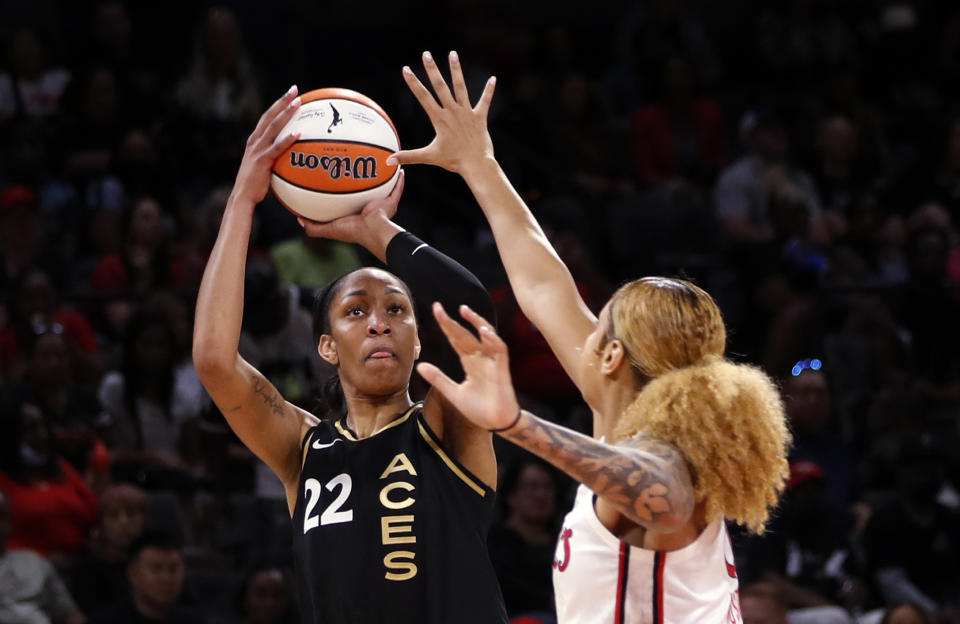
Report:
0,458,98,557
630,99,727,188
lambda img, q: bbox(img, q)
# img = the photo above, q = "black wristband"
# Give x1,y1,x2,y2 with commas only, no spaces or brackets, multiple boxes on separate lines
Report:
490,410,522,433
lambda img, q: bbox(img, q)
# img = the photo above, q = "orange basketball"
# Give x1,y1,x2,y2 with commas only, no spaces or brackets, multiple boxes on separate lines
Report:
270,88,400,222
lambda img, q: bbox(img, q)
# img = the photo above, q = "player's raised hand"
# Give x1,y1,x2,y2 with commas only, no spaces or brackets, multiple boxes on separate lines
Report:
388,51,496,175
295,169,404,250
232,86,302,206
416,303,520,431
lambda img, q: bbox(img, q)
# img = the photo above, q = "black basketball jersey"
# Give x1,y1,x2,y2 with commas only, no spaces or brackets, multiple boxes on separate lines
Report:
291,403,508,624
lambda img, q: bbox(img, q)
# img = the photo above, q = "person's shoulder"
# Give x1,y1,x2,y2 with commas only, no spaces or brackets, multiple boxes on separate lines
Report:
5,548,49,568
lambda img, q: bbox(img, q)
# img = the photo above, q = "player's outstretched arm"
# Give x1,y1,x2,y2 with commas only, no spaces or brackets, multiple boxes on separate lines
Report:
391,51,597,398
193,86,318,499
418,304,695,533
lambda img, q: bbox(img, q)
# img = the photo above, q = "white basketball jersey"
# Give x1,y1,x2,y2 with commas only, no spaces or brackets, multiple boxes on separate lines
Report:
552,485,742,624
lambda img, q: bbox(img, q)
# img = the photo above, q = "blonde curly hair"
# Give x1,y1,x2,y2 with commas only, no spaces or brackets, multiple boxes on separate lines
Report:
606,278,791,534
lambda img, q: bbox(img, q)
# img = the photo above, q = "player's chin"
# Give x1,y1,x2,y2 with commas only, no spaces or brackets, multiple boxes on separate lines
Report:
359,366,411,394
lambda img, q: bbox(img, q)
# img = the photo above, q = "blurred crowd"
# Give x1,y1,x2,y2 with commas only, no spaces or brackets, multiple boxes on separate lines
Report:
1,0,959,622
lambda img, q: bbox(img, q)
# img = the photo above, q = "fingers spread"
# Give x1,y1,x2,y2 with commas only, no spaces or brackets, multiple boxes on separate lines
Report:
402,66,442,121
458,305,507,353
422,51,456,109
474,76,497,119
252,85,298,144
448,51,470,105
432,302,481,354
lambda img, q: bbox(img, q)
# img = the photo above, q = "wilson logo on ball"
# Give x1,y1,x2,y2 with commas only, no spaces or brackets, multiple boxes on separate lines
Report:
288,152,378,180
270,87,400,220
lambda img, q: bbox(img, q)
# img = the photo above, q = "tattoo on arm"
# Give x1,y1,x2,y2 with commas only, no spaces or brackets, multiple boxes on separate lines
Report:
500,411,694,529
252,376,286,417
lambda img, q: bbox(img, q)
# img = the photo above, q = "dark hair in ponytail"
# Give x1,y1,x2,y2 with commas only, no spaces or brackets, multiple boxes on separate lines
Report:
311,274,350,419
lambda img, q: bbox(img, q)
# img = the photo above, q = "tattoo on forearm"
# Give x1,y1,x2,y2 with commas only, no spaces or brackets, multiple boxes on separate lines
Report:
252,376,285,416
500,412,694,528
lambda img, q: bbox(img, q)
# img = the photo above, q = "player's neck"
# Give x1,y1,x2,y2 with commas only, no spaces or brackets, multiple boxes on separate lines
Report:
342,392,414,438
593,375,641,440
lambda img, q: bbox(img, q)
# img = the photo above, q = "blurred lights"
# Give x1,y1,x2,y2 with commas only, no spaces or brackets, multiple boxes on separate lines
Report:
791,358,823,376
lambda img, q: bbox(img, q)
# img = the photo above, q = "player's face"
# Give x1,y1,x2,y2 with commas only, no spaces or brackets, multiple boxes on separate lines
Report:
324,269,420,397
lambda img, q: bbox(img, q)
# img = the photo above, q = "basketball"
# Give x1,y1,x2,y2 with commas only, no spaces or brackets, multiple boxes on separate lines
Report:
270,88,401,222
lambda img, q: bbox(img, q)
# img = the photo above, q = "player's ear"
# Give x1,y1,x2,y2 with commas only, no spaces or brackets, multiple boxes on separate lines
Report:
599,339,627,377
318,335,339,366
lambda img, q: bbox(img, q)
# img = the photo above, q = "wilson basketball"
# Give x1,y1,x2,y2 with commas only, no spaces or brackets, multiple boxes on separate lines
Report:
270,88,400,222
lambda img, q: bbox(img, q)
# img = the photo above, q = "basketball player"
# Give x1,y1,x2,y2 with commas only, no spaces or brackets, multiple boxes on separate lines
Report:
391,52,791,623
193,86,507,623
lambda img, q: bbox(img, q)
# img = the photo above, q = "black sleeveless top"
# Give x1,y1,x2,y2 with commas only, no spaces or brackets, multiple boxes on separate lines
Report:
291,403,508,623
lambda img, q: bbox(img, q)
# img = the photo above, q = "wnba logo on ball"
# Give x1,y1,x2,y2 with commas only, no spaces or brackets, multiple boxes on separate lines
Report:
289,151,378,181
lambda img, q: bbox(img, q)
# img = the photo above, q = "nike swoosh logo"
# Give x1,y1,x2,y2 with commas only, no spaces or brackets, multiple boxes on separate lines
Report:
312,438,343,450
411,243,428,255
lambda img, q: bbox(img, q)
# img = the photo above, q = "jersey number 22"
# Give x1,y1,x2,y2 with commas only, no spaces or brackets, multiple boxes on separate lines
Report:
303,474,353,533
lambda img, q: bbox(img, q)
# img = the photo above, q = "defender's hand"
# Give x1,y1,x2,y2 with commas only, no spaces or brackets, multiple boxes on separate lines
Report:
388,51,496,176
417,303,520,431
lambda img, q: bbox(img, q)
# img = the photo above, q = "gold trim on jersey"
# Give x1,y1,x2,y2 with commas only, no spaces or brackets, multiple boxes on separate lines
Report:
417,421,486,497
334,403,420,441
301,431,315,468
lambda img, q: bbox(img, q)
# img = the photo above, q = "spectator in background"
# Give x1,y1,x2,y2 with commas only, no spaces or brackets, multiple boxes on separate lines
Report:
0,267,100,384
89,531,207,624
811,113,870,216
69,483,146,615
113,129,168,205
754,0,858,86
239,258,327,406
89,196,186,296
737,461,862,623
0,490,86,624
175,6,261,124
739,582,788,624
782,366,857,511
0,397,98,565
82,1,158,117
612,0,723,106
59,65,126,183
714,108,823,249
829,191,908,287
890,227,960,404
629,55,727,189
98,309,206,475
863,437,960,616
544,73,629,197
0,26,71,120
0,185,60,301
488,458,559,619
14,328,105,461
269,229,361,291
235,565,296,624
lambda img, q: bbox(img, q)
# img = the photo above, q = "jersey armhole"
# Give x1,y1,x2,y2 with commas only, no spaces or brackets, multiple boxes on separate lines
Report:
416,412,492,498
300,428,316,469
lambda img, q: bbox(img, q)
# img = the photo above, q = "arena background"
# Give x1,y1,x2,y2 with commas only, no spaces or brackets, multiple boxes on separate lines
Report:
1,0,959,622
